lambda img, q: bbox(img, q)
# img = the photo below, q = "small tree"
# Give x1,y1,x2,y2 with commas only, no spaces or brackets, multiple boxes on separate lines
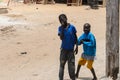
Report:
106,0,119,80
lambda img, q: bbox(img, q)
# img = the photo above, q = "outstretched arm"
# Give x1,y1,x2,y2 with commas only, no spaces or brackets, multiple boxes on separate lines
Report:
83,35,96,47
78,34,84,45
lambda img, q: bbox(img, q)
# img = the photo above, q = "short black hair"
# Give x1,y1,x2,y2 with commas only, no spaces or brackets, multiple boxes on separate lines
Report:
59,14,67,21
84,23,91,28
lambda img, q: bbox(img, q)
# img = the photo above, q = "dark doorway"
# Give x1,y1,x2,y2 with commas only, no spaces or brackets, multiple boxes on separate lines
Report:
54,0,103,5
54,0,88,4
55,0,67,3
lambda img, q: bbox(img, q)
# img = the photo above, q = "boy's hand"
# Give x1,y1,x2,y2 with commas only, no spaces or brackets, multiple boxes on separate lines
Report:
74,46,78,55
80,40,84,44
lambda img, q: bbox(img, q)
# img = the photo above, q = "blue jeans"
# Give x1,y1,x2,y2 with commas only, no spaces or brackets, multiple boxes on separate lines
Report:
59,49,75,80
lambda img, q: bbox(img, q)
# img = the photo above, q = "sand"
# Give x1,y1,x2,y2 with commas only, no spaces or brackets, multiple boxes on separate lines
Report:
0,2,119,80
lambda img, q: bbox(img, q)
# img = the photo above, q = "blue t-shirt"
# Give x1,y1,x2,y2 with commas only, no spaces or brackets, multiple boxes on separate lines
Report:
78,32,96,56
58,24,77,50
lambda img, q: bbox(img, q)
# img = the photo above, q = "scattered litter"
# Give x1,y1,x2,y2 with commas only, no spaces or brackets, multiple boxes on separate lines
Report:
36,8,38,10
21,52,27,54
32,74,39,76
0,25,16,34
16,42,21,44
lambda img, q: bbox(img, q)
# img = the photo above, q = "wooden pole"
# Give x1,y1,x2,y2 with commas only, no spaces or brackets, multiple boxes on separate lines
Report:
102,0,106,7
7,0,10,6
106,0,119,80
43,0,54,4
43,0,47,4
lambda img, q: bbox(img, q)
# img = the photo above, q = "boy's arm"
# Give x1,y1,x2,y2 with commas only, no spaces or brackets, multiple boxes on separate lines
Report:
58,27,64,40
74,33,78,55
83,35,95,47
78,34,84,45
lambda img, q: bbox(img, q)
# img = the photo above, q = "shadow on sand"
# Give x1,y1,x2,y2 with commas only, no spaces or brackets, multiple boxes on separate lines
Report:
77,77,92,80
64,77,92,80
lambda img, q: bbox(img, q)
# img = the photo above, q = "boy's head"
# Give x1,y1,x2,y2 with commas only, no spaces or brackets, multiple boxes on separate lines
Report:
83,23,91,34
59,14,67,27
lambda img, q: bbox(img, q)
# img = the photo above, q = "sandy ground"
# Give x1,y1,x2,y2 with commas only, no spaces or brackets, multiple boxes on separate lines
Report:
0,2,119,80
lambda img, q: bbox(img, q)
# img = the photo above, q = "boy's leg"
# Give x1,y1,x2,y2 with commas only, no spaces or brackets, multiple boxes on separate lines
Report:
87,60,97,80
59,49,67,80
75,57,86,78
90,68,97,80
75,64,81,78
68,51,75,80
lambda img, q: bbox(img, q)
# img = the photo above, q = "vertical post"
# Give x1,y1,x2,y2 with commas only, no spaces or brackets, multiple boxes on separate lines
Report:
106,0,119,80
43,0,47,4
76,0,80,6
119,0,120,30
7,0,10,6
102,0,106,7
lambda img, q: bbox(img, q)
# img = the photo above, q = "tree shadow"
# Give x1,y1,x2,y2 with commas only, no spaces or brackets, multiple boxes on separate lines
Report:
77,77,92,80
64,79,71,80
99,75,108,79
64,77,92,80
99,75,120,80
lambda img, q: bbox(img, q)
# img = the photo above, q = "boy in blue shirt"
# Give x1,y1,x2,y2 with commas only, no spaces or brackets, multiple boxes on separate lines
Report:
75,23,97,80
58,14,78,80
